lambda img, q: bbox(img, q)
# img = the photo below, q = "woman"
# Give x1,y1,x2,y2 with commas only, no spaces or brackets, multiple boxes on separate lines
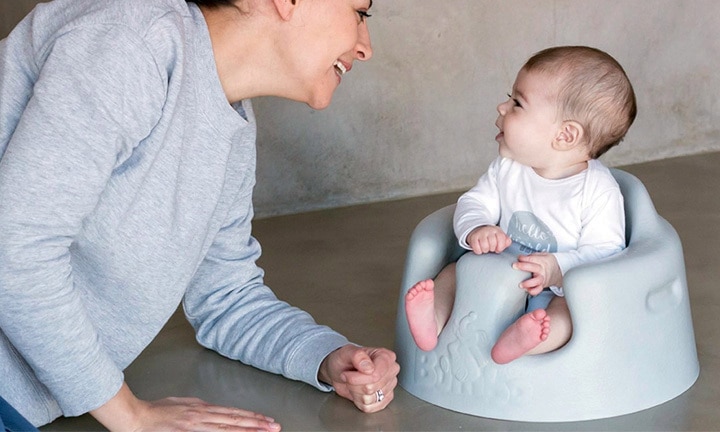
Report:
0,0,399,430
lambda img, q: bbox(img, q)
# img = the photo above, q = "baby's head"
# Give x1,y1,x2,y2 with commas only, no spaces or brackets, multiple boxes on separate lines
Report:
522,46,637,158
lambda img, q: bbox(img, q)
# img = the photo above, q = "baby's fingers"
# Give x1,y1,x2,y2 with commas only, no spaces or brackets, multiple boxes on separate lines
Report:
512,259,540,274
501,235,512,251
519,276,545,295
483,235,499,253
491,233,512,253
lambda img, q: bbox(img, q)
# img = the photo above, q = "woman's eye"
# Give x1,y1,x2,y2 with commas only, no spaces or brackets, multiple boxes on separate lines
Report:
357,10,372,22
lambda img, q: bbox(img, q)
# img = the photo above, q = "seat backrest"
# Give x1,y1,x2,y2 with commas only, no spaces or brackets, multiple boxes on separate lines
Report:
610,168,660,245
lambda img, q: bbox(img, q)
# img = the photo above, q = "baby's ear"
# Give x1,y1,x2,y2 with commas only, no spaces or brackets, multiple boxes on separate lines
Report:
553,121,585,151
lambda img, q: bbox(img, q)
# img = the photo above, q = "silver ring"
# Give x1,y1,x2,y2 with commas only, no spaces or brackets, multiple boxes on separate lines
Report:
375,389,385,403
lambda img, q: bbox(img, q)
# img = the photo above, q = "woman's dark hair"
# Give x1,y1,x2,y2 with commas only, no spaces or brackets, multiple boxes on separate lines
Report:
187,0,296,6
187,0,236,6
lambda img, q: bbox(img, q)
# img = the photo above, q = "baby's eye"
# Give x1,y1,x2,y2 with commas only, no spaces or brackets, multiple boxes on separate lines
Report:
507,93,521,107
357,10,372,23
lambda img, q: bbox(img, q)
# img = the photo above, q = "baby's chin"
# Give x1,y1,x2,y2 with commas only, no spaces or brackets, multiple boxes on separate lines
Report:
497,143,511,158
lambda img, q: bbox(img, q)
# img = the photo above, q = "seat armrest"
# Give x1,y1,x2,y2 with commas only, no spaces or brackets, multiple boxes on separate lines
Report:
400,204,465,293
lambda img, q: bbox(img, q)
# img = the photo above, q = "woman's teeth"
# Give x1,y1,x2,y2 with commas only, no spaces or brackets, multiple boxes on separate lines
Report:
334,61,347,76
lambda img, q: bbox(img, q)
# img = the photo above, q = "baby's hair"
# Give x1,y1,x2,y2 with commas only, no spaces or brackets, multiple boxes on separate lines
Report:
523,46,637,158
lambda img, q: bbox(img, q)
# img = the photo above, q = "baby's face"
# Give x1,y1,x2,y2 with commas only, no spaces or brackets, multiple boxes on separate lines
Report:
495,69,564,175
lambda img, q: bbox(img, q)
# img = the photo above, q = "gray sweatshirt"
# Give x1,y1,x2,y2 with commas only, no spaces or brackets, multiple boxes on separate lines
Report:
0,0,348,425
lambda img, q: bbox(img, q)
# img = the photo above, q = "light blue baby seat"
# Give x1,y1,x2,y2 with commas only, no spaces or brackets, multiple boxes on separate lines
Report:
395,168,699,421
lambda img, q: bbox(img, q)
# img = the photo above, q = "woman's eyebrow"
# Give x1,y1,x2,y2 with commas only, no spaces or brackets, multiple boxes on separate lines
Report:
368,0,373,9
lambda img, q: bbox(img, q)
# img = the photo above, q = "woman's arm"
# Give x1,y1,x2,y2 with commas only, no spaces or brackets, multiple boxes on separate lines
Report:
183,190,399,410
183,191,351,388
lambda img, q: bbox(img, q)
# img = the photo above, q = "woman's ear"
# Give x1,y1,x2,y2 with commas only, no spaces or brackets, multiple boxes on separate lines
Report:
272,0,297,21
553,121,585,151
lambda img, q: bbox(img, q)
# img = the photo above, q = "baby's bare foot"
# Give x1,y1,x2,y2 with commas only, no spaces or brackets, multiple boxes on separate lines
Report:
491,309,551,364
405,279,439,351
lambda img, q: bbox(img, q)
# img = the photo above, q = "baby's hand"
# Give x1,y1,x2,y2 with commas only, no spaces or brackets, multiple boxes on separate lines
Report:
513,253,563,296
466,226,512,255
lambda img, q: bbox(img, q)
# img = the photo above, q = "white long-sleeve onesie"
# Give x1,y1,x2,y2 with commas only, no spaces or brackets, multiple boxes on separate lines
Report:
454,157,626,295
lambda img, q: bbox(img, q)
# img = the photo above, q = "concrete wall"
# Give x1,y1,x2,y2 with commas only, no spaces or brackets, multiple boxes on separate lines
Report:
3,1,719,217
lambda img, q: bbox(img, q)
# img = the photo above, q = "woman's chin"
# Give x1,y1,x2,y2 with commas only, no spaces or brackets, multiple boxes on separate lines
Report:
306,94,333,110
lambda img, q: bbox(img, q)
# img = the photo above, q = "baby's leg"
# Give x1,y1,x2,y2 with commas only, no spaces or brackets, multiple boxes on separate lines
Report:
405,263,456,351
491,296,572,364
405,280,438,351
491,309,550,364
527,296,572,355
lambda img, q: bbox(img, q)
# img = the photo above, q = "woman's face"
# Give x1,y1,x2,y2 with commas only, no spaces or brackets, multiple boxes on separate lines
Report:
288,0,374,109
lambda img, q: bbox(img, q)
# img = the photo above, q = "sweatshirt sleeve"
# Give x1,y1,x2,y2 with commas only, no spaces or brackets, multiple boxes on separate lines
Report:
183,191,349,391
0,25,165,415
553,186,626,276
453,158,503,249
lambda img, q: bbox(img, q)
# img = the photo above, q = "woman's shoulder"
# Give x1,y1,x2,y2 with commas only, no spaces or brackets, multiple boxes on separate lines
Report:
14,0,198,90
23,0,191,55
42,0,191,27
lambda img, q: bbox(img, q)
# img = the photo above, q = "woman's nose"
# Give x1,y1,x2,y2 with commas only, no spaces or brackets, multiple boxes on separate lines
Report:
355,23,373,61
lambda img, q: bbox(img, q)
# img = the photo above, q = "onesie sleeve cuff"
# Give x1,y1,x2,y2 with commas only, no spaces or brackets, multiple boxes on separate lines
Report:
552,252,577,277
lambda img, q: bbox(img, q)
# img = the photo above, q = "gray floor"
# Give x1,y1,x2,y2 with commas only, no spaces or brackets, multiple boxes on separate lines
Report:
43,152,720,431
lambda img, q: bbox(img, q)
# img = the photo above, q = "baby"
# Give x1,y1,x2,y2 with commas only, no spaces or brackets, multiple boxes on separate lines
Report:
406,46,637,364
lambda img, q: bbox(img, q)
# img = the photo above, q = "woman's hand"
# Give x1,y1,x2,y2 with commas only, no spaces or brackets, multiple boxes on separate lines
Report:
91,382,281,432
318,344,400,413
